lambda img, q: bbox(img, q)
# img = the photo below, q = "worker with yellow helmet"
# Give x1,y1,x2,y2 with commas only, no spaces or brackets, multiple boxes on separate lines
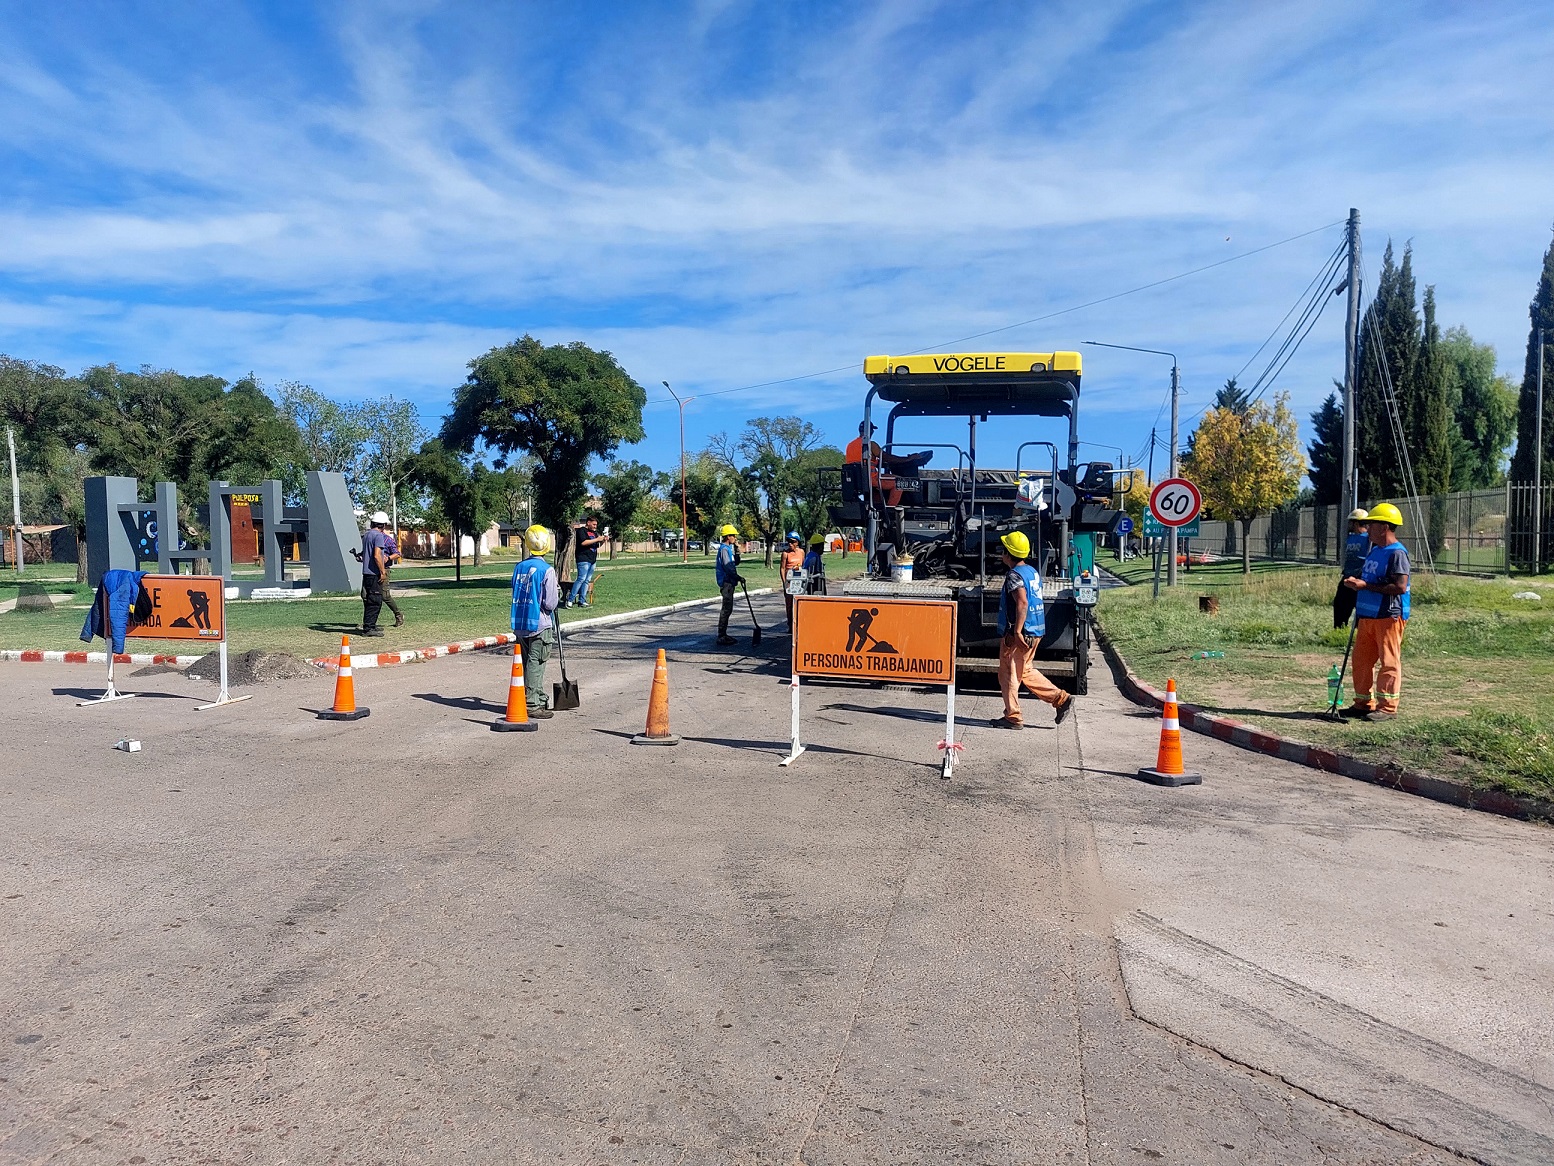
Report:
1333,508,1370,628
511,524,560,719
714,523,744,646
989,529,1074,729
1339,503,1411,722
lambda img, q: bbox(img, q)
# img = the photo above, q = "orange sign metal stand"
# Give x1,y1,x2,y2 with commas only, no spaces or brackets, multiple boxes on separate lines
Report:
786,595,961,777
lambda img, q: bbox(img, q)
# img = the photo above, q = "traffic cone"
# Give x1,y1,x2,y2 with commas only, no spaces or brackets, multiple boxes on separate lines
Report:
318,635,370,720
492,643,539,732
1136,678,1201,786
631,648,680,746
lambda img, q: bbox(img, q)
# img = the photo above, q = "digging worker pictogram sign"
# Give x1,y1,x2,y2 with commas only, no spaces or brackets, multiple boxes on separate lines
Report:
785,595,961,777
129,575,226,641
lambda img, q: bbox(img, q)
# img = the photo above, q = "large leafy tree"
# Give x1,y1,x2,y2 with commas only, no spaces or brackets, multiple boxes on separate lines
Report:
783,445,844,538
277,381,368,498
358,395,427,535
442,335,646,535
208,374,305,486
671,453,737,555
408,439,496,578
0,356,94,579
708,416,824,565
1185,392,1305,574
1441,327,1516,490
1510,231,1554,488
591,459,656,558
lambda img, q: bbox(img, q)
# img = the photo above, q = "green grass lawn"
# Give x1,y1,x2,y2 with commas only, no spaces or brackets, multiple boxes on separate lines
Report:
0,554,853,661
1099,563,1554,801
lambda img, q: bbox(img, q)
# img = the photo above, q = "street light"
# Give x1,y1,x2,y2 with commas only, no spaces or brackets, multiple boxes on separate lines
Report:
1084,341,1182,586
662,381,695,563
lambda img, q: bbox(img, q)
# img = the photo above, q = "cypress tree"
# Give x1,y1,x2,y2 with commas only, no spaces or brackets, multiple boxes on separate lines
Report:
1509,231,1554,485
1354,241,1421,501
1307,390,1344,506
1417,286,1455,553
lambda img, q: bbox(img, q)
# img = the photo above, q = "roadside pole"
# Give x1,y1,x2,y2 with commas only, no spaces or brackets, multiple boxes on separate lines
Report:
1168,361,1180,587
1342,208,1361,524
1536,328,1545,576
6,426,21,575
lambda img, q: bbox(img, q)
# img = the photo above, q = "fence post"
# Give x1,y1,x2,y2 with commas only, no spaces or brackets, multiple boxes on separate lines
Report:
1505,479,1513,576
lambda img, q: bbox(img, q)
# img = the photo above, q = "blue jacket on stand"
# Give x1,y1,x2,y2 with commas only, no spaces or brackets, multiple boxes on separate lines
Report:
80,570,148,654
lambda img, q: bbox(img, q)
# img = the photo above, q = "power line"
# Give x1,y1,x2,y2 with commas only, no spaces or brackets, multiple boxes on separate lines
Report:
643,219,1347,408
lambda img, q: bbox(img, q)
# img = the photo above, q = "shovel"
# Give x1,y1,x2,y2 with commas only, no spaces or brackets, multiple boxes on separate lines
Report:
551,617,580,711
740,580,763,648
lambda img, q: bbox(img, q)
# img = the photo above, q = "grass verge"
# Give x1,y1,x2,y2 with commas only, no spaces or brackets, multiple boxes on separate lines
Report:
1099,563,1554,801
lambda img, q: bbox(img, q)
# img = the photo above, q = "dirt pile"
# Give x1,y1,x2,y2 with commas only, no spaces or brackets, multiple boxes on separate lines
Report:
185,650,319,685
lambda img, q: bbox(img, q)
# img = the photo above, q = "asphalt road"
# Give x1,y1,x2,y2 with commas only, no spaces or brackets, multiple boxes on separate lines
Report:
3,594,1551,1164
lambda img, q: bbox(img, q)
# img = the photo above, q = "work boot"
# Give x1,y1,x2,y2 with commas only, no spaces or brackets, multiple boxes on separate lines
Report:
716,634,738,646
528,707,554,720
988,716,1023,730
1054,697,1074,726
1337,704,1371,719
361,627,385,637
1363,710,1397,723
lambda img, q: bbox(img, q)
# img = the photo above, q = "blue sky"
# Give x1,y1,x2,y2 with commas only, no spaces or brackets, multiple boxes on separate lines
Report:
2,0,1552,478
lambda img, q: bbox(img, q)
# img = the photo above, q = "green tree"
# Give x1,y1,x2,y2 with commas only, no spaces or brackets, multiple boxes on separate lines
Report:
488,458,536,532
1510,230,1554,488
1355,241,1421,501
442,335,646,534
1442,327,1516,489
0,356,94,579
1184,392,1306,574
591,459,656,558
408,440,497,579
1306,390,1344,506
709,416,824,566
671,453,736,555
208,374,305,486
1416,287,1456,554
359,395,427,535
277,381,368,499
783,445,844,537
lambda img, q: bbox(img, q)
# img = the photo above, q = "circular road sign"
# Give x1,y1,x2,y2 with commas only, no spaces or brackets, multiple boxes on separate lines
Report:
1116,515,1134,534
1149,478,1202,527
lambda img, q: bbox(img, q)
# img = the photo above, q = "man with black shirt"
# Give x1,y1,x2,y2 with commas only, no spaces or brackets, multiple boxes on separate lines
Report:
358,512,391,636
563,516,606,608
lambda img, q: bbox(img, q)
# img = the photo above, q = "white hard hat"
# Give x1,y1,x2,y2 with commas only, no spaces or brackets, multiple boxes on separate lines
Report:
370,511,390,525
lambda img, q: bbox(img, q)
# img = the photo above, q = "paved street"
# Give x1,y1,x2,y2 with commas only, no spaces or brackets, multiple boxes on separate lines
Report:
4,595,1552,1165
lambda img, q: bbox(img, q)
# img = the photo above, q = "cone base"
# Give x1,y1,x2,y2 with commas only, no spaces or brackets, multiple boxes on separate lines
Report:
1136,766,1201,787
492,719,540,732
318,707,370,720
631,733,681,746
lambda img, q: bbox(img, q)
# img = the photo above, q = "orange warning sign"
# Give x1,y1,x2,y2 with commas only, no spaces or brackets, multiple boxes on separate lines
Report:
792,595,956,685
127,575,226,642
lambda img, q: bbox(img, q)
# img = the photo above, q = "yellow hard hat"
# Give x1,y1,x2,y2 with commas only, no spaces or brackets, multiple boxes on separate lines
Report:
719,524,739,538
523,524,553,555
1000,530,1032,559
808,533,824,547
1348,508,1369,521
1366,503,1403,528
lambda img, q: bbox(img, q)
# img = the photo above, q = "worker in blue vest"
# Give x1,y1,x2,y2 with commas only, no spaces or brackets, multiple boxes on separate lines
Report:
511,524,560,719
990,530,1074,729
1339,503,1411,722
714,523,744,645
803,534,826,594
1333,507,1369,628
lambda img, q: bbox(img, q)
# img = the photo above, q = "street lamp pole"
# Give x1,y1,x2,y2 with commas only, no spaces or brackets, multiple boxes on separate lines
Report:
1536,328,1547,575
1084,342,1182,585
662,381,694,563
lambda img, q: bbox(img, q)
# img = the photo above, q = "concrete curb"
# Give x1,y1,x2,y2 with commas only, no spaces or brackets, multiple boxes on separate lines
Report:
0,649,203,666
307,589,777,671
1094,624,1553,823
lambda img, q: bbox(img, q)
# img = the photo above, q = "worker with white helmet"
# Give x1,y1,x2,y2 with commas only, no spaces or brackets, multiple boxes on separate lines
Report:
358,511,393,637
989,530,1073,729
1333,507,1369,628
1339,503,1411,722
715,523,744,646
511,524,561,719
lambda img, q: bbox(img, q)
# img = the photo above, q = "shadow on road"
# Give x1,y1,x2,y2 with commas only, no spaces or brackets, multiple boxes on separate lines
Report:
412,692,505,714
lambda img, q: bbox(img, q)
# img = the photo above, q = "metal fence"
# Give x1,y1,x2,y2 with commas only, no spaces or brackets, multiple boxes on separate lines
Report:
1182,484,1554,576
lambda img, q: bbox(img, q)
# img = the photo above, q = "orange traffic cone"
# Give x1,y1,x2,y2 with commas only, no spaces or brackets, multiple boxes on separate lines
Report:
631,648,680,746
492,643,539,733
1136,678,1201,786
318,635,370,720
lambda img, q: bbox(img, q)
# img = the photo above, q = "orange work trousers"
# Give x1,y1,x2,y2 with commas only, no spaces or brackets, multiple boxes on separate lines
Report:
1351,616,1406,713
998,635,1067,724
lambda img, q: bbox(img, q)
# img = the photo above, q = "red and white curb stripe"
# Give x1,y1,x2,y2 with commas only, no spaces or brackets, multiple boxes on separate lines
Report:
0,649,201,666
1095,626,1552,822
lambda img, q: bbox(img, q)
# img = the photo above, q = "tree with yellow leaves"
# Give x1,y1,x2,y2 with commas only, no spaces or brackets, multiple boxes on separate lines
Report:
1183,392,1306,574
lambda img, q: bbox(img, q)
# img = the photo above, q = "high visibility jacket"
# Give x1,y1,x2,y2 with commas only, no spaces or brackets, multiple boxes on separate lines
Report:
716,543,739,587
1355,543,1410,620
511,557,555,635
997,563,1046,637
1341,532,1369,578
802,550,822,575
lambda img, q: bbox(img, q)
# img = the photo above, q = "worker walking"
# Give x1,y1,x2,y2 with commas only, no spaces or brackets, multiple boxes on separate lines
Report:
1339,503,1411,723
1333,508,1369,628
358,511,392,637
779,531,805,629
803,534,826,594
715,524,743,646
511,524,560,720
989,531,1073,729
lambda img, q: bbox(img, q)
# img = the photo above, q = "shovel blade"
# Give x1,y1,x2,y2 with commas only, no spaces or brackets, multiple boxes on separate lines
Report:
552,679,581,710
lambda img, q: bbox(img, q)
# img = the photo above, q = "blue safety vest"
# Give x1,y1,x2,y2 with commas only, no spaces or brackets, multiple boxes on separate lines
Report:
511,557,552,635
716,543,739,587
1342,532,1370,577
998,563,1045,637
1355,543,1410,620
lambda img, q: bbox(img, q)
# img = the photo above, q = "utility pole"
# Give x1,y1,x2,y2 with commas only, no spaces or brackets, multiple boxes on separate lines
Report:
1536,327,1546,575
662,381,694,563
1342,208,1362,523
6,426,21,575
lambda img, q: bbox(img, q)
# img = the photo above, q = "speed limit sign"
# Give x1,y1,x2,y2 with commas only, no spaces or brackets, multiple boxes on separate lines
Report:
1149,478,1202,527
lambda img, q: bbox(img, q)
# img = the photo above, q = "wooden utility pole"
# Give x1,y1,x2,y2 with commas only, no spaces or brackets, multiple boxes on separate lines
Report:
1342,208,1362,521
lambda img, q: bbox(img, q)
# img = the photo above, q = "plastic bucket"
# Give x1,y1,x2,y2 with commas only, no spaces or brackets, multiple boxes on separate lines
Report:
893,558,914,584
